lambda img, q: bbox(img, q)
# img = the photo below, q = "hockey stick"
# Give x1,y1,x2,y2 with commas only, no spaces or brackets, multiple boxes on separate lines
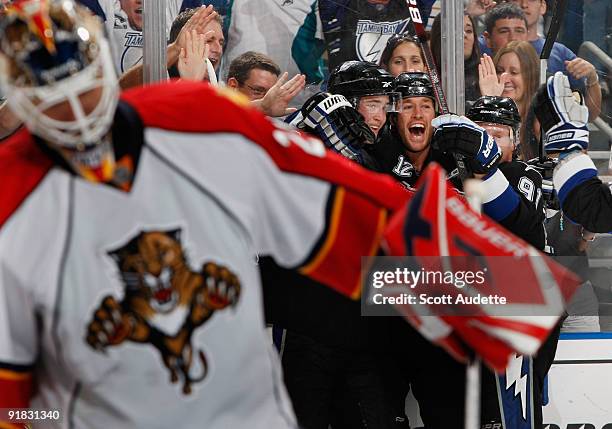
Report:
403,0,471,181
540,0,567,85
403,6,477,428
538,0,568,160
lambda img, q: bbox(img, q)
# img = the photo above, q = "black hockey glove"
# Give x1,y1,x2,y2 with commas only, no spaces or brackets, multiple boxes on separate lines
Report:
431,114,502,175
299,92,376,163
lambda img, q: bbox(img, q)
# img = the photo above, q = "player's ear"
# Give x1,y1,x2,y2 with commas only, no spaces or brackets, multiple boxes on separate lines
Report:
226,77,240,89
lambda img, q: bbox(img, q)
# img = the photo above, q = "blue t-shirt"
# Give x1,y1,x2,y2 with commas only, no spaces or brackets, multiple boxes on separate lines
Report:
477,35,583,89
530,38,583,89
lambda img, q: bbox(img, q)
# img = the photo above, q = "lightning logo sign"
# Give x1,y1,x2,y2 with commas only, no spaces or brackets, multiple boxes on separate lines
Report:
506,355,528,418
497,353,534,429
355,18,409,64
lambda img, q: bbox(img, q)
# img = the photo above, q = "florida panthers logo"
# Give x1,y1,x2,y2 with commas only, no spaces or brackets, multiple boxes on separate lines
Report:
85,229,241,394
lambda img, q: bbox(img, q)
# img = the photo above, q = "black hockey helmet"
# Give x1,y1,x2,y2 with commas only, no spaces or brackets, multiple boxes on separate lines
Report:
327,61,401,111
468,96,522,159
393,72,436,104
467,96,521,131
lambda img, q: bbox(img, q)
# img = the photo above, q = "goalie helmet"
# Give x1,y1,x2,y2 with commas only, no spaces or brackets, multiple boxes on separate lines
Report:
0,0,118,147
327,61,401,112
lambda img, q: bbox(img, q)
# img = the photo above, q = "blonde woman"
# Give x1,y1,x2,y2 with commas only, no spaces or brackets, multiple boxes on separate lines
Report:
479,41,540,158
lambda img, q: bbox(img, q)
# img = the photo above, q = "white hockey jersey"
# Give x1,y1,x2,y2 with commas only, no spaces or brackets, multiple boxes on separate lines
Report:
220,0,325,89
96,0,183,73
0,82,408,428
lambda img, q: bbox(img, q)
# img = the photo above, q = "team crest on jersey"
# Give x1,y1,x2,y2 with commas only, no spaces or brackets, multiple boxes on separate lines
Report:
355,19,409,63
85,229,241,394
114,14,128,30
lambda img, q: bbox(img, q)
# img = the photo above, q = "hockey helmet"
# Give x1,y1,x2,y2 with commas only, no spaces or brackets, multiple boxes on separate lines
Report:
328,61,401,112
468,96,521,159
467,96,521,131
0,0,119,147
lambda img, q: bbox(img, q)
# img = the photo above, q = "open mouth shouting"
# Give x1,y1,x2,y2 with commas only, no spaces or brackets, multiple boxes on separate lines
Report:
407,122,427,142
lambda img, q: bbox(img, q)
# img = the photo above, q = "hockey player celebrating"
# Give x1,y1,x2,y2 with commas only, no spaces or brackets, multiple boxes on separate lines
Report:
379,82,550,428
0,2,581,429
466,96,555,429
326,60,401,139
535,71,612,233
286,61,400,170
466,96,546,249
277,60,410,429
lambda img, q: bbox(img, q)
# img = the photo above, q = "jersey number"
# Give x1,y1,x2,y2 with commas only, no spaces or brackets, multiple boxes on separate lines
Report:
518,177,541,208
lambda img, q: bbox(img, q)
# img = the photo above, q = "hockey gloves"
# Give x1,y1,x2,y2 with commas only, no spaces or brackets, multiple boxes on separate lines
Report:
300,92,376,163
534,71,589,154
432,114,502,175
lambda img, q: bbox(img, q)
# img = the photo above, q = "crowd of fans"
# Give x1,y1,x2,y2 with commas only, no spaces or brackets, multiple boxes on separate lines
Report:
0,0,611,428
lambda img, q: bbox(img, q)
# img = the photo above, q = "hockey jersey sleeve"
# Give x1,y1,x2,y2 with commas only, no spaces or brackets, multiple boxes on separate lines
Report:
0,134,54,416
553,152,612,233
482,162,546,249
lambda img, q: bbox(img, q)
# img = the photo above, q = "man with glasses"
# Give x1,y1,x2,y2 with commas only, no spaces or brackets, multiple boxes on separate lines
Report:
226,51,281,101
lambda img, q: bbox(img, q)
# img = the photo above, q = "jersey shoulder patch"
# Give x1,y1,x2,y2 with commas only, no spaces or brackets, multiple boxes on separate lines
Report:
0,129,54,229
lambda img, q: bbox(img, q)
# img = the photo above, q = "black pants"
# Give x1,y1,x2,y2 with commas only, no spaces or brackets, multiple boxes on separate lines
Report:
280,329,410,429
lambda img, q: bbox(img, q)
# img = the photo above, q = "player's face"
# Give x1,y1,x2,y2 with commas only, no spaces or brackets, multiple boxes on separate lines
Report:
485,18,527,53
397,96,435,153
41,87,104,123
120,0,143,31
508,0,546,30
496,52,525,102
237,68,278,101
388,42,425,77
479,122,514,162
464,15,474,60
203,21,224,71
357,95,388,137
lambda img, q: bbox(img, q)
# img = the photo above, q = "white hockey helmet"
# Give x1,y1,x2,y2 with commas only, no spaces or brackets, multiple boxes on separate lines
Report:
0,0,118,147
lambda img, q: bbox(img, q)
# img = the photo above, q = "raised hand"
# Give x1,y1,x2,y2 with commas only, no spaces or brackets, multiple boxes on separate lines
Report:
564,58,598,84
256,72,306,117
169,5,218,66
432,114,502,174
466,0,497,17
299,92,375,162
478,54,509,97
533,71,589,154
178,30,211,82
